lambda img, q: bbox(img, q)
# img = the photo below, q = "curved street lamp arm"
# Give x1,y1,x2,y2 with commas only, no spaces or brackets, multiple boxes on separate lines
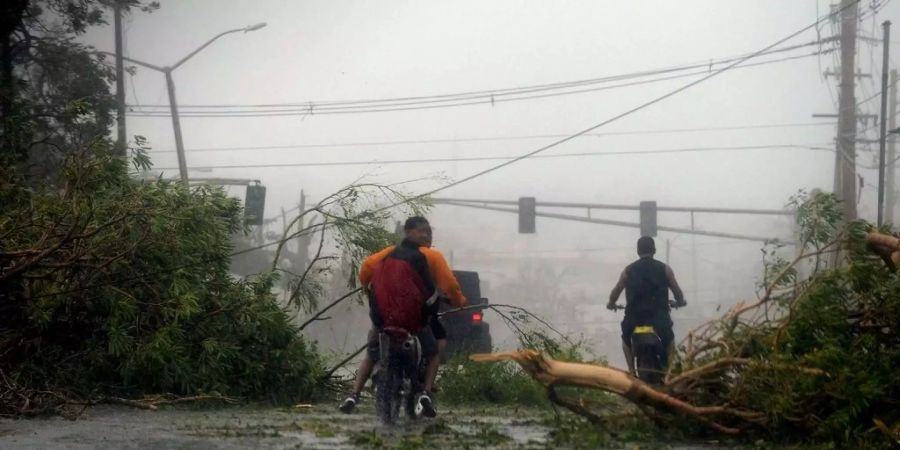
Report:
97,51,166,72
170,28,245,71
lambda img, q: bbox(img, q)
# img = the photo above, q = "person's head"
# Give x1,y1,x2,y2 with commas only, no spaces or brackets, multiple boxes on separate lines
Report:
637,236,656,257
404,216,432,247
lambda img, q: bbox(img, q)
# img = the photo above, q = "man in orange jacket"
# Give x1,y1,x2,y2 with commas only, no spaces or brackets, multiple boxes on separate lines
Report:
338,216,466,417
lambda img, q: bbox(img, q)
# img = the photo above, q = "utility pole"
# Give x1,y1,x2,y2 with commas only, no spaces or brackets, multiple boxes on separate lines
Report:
113,1,126,156
877,21,891,227
887,69,898,223
690,212,698,303
834,0,859,221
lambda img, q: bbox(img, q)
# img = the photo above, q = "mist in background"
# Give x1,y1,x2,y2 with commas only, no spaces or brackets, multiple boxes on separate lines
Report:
81,1,900,365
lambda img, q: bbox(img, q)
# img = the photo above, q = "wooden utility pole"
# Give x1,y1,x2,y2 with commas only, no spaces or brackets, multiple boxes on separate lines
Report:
834,0,859,221
877,21,891,227
886,69,898,223
113,1,127,156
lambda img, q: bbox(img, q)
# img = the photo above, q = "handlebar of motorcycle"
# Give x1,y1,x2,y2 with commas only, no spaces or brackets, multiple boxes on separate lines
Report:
608,300,686,311
669,299,686,309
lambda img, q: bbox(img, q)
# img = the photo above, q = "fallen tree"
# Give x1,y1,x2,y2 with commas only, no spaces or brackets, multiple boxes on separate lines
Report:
473,192,900,449
471,350,756,434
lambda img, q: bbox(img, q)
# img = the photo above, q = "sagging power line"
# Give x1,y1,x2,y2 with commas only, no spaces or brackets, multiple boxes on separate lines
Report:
148,122,837,154
127,46,836,118
151,143,834,171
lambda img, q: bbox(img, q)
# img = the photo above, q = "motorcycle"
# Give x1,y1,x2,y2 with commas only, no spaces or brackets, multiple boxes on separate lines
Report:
611,300,683,385
373,326,424,424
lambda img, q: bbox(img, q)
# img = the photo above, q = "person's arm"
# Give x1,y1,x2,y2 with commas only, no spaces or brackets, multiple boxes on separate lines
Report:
607,270,627,310
665,265,686,306
421,248,466,307
358,245,395,286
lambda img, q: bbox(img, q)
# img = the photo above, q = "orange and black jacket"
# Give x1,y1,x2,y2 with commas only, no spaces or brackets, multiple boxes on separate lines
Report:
359,239,467,321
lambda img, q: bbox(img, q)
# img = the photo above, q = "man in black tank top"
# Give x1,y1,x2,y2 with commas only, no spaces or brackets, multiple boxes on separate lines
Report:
607,236,686,376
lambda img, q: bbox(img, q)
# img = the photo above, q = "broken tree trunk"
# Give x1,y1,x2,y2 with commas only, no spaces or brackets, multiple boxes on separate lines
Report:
866,231,900,270
471,350,751,434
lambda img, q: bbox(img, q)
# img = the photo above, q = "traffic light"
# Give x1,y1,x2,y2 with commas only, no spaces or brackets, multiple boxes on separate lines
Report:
519,197,536,233
244,183,267,226
640,201,657,237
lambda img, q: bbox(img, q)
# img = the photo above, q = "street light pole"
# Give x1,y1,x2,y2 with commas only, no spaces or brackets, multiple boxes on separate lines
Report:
164,70,189,183
105,22,267,184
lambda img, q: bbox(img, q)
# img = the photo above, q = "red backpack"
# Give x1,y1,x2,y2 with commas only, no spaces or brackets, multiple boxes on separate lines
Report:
371,257,428,334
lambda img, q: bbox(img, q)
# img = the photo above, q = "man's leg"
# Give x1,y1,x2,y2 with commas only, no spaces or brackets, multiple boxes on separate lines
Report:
430,314,448,392
657,313,676,370
416,327,439,418
423,353,439,393
622,340,636,377
664,340,675,370
339,329,379,414
621,316,636,377
351,355,375,396
660,328,676,370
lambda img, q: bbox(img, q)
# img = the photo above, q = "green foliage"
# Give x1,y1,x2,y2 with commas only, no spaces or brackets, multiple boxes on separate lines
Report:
3,1,426,416
439,355,547,405
547,412,677,450
742,251,900,447
787,189,843,250
673,191,900,449
267,182,431,315
1,1,158,181
0,151,323,412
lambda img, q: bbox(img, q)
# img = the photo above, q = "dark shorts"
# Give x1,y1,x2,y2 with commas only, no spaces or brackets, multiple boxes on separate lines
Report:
367,324,438,361
621,311,674,348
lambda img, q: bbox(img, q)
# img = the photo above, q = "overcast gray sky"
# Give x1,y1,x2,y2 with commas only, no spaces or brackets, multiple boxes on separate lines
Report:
82,1,900,356
81,0,900,207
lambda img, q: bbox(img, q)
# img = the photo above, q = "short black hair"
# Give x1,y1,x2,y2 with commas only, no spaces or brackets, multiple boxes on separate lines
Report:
637,236,656,255
404,216,430,231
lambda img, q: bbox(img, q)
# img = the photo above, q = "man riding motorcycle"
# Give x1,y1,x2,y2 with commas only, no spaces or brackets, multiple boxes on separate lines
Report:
338,216,466,417
607,236,686,377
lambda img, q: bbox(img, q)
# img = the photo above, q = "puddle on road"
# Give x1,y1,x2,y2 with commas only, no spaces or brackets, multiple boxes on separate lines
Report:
0,403,745,449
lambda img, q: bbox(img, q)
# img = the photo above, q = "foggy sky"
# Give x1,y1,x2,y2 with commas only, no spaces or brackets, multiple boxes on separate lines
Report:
81,1,900,359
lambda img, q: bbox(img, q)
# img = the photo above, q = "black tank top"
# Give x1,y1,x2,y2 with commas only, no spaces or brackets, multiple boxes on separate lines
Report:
624,257,669,317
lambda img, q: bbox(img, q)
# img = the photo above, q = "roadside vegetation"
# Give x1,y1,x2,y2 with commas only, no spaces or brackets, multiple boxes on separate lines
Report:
0,0,424,416
2,3,898,449
471,192,900,449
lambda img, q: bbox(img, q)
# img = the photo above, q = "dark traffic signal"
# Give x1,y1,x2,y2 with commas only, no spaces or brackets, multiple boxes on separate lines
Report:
519,197,536,233
640,200,657,237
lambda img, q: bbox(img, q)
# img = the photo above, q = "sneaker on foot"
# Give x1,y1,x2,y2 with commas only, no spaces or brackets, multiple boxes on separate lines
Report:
415,392,436,418
338,394,359,414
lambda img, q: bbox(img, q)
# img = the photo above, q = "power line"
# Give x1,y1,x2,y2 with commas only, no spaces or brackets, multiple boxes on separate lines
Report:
152,144,833,171
28,3,855,300
127,51,833,118
132,39,833,111
356,1,857,228
147,122,837,154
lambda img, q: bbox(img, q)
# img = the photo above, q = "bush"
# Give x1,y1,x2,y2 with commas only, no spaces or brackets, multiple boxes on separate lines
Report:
439,355,546,405
0,152,324,414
